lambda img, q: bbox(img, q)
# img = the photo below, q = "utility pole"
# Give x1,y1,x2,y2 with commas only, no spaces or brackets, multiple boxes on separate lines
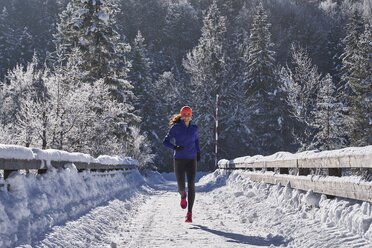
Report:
215,94,219,169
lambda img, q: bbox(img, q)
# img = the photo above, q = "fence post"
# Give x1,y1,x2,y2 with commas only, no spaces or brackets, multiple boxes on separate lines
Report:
279,168,289,174
298,168,310,176
328,168,342,177
4,170,18,180
37,169,47,175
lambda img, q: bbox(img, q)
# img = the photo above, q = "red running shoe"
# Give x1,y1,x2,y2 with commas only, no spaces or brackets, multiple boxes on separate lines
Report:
180,192,187,209
185,212,192,222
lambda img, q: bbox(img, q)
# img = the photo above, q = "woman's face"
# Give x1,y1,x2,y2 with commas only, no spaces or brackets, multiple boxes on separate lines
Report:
182,115,192,122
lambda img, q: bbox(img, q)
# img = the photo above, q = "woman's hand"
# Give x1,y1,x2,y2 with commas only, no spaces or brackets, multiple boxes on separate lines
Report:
174,145,184,151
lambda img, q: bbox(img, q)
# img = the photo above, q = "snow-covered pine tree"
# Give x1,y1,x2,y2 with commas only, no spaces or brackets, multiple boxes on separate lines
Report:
0,7,12,79
338,9,364,106
54,0,132,102
54,0,146,158
242,2,286,155
326,13,345,86
183,0,227,168
313,73,346,150
126,30,158,167
280,45,321,150
347,23,372,146
163,1,200,63
0,7,33,80
163,1,200,64
129,31,153,126
219,27,252,159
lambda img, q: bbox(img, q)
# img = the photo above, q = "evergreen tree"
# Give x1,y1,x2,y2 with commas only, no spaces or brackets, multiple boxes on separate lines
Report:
347,24,372,145
339,10,364,104
326,14,345,85
54,0,147,159
242,2,287,155
313,73,346,150
54,0,133,102
183,0,227,168
217,1,254,160
163,2,200,64
0,7,12,79
129,31,153,122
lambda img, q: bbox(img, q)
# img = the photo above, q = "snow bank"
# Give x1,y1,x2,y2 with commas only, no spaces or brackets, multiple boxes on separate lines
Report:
219,145,372,168
0,144,138,167
0,168,145,247
199,169,372,244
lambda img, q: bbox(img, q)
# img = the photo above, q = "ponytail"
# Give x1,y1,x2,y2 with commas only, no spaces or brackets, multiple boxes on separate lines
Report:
169,113,182,126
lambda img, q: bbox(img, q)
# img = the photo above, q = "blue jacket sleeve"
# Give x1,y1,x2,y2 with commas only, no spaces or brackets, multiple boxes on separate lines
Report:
195,126,200,153
163,125,176,150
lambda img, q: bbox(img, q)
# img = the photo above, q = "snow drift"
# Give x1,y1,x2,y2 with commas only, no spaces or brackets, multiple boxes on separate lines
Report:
0,166,145,247
198,169,372,245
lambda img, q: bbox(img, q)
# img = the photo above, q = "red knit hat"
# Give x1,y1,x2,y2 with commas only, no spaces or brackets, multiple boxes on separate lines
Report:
180,106,192,116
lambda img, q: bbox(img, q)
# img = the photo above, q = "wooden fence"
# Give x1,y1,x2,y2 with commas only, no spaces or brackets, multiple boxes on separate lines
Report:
0,148,138,180
218,146,372,202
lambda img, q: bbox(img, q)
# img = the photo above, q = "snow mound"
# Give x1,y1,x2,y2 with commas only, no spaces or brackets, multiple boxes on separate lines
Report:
32,148,95,163
0,144,35,160
302,190,321,207
96,155,138,166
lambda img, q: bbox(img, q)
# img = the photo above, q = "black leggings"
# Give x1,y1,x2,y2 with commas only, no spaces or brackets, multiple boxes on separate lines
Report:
174,158,197,213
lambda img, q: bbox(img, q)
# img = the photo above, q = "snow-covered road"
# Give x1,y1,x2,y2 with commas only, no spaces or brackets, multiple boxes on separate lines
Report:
35,179,281,248
12,170,372,248
109,181,283,248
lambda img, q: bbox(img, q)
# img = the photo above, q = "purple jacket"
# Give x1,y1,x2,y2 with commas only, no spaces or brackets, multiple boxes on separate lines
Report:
162,120,200,159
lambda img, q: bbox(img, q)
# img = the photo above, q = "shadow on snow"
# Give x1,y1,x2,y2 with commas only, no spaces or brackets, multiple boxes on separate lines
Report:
190,224,289,247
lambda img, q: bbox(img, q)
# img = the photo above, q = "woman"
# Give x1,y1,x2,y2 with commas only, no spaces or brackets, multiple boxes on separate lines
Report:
162,106,200,223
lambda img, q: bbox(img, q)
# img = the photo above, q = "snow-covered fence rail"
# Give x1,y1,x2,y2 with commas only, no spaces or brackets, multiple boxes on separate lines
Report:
218,146,372,202
0,144,138,179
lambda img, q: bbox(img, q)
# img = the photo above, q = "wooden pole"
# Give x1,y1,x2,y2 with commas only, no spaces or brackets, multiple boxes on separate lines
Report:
215,94,219,169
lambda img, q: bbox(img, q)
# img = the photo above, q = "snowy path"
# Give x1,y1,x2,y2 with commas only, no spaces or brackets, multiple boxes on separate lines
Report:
30,170,372,248
34,179,284,248
109,181,282,247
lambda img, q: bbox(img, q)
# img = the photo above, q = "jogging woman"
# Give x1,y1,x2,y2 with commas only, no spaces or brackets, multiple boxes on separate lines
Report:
162,106,200,223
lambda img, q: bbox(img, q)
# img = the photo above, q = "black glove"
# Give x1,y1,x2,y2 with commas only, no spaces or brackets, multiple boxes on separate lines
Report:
197,152,200,162
174,145,184,151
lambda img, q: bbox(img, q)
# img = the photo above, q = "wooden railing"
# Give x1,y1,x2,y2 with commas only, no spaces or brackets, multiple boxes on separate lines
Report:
0,145,138,180
218,146,372,202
